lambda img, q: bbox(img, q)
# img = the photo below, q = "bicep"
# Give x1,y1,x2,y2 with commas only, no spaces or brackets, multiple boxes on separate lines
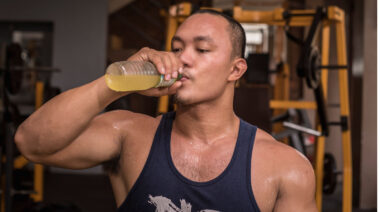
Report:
34,112,124,169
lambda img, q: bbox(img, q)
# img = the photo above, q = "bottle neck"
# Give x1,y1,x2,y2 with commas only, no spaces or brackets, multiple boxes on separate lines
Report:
155,74,182,88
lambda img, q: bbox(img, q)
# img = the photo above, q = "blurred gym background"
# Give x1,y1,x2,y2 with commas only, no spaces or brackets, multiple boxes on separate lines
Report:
0,0,376,211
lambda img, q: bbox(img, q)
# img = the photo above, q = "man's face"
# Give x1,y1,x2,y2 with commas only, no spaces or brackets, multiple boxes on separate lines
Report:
171,13,235,105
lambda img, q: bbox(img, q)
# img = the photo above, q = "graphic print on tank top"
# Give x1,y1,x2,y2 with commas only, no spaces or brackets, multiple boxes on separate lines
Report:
148,195,219,212
117,112,260,212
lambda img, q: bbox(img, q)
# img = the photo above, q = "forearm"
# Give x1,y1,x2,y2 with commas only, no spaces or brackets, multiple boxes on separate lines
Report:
15,76,129,158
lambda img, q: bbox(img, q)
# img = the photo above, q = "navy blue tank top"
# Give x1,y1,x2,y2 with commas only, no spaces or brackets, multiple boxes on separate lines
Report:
118,112,260,212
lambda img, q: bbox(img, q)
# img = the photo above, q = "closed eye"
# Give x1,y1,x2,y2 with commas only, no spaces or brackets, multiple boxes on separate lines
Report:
197,49,209,53
172,48,182,53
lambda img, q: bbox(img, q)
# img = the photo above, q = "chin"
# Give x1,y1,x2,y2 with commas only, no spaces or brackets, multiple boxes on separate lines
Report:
174,94,191,106
174,89,199,106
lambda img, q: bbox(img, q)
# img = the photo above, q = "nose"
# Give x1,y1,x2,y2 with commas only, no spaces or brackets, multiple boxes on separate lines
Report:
178,47,193,68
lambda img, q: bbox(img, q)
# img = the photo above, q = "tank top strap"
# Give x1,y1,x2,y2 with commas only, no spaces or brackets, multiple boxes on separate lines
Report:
230,119,257,176
148,111,174,145
117,111,176,211
226,119,259,210
234,119,257,169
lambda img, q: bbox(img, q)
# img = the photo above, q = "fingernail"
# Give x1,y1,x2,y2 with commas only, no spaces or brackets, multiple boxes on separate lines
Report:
165,74,171,80
178,67,183,73
161,67,165,74
172,72,178,78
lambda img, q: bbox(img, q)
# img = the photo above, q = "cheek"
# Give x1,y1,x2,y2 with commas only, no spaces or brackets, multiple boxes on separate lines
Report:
199,53,231,76
195,70,229,98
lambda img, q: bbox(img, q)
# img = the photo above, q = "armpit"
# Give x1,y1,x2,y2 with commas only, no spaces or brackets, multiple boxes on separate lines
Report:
102,154,121,174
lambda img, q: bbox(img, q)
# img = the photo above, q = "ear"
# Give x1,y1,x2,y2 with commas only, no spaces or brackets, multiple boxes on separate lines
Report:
227,58,247,82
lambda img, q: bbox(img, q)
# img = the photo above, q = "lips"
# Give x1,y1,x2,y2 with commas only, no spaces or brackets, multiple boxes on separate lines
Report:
180,76,189,82
179,73,190,82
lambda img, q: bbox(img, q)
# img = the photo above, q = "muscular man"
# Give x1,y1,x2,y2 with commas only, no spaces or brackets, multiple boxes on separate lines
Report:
15,10,317,212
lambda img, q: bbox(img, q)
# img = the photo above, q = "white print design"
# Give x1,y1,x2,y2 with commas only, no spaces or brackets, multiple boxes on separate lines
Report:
148,195,220,212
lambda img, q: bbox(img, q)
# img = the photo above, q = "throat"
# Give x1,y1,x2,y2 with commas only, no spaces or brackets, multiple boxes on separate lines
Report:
173,109,240,143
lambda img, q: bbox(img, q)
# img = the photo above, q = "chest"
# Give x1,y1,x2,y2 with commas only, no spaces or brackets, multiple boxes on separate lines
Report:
170,138,236,182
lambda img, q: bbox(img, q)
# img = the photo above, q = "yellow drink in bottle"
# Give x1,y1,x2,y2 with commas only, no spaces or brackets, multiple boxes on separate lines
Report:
105,61,180,92
105,74,162,91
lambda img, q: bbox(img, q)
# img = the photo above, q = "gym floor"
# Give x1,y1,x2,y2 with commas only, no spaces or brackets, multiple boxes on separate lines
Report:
14,171,376,212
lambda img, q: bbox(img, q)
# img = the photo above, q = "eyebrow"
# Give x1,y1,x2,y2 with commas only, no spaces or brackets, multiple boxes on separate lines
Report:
171,36,184,46
171,35,215,46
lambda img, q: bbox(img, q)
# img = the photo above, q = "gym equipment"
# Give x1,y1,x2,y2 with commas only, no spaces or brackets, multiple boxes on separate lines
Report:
323,153,340,194
162,3,352,212
0,43,60,211
272,109,313,155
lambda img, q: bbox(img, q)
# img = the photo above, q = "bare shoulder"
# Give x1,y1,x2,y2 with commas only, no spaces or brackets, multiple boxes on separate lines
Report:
96,110,162,156
98,109,159,126
254,128,313,172
98,110,160,138
252,128,317,211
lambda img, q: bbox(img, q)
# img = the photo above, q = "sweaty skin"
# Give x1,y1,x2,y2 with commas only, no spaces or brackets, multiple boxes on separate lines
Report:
15,13,317,211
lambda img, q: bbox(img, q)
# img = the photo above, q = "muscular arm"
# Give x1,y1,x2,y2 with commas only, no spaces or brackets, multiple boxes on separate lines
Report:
274,150,318,212
15,77,128,168
15,47,182,169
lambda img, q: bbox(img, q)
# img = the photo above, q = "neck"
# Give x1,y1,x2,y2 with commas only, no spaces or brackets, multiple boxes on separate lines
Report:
173,89,240,144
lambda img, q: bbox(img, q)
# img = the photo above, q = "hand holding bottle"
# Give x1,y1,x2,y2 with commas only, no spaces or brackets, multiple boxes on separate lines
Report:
105,47,183,96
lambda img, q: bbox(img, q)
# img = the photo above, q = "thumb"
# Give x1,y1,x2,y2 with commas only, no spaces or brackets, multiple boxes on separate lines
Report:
167,81,183,95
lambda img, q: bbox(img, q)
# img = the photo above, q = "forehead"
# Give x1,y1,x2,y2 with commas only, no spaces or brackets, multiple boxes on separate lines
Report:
174,13,231,43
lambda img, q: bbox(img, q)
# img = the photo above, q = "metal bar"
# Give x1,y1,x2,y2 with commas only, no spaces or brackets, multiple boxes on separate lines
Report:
314,19,331,211
272,62,290,134
290,133,307,155
288,13,315,17
269,100,317,109
314,85,329,136
157,12,178,114
4,123,13,212
283,13,316,17
318,65,348,69
336,15,352,212
13,156,28,169
30,81,44,202
283,121,321,136
327,6,345,22
170,3,343,27
314,126,326,212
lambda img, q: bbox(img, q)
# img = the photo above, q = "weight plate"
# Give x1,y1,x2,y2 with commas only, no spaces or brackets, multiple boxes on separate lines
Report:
323,153,337,194
306,47,321,89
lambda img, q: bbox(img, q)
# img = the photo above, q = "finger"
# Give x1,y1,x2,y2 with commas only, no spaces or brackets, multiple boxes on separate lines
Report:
161,52,173,80
148,52,166,75
167,52,180,79
129,48,167,75
167,81,182,95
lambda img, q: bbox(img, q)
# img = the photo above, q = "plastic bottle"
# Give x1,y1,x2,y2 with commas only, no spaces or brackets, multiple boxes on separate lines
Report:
105,61,181,92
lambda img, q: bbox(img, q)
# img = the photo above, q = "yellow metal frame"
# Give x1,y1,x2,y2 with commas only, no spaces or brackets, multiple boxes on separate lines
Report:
163,3,352,212
11,81,45,205
1,81,45,212
30,81,45,202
